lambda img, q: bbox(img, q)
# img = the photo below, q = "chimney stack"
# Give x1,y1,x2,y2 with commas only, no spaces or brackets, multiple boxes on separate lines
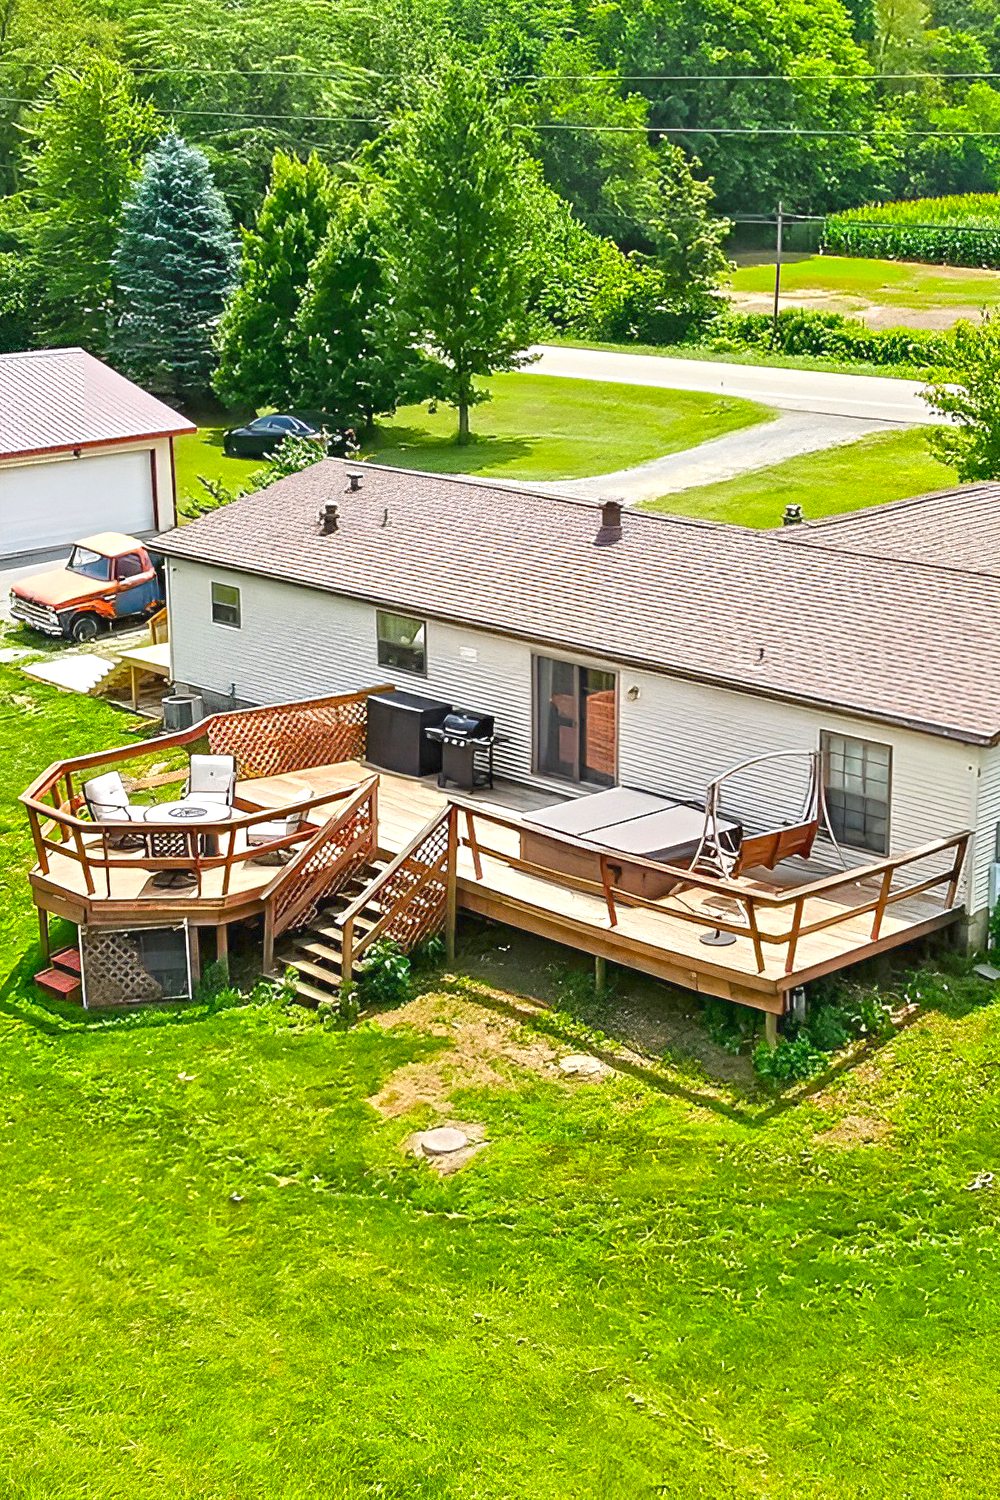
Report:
346,470,363,492
595,498,624,547
319,501,339,535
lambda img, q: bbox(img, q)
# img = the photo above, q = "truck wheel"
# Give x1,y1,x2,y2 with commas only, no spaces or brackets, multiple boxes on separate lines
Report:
68,613,99,643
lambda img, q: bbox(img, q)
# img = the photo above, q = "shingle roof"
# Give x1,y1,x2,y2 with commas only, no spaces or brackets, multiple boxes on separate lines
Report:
155,460,1000,745
777,481,1000,578
0,347,195,460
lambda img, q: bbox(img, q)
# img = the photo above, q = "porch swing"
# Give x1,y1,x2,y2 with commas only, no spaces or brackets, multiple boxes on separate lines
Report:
691,748,848,881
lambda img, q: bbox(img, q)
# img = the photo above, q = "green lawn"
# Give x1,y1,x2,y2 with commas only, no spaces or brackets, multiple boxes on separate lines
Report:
364,372,771,480
1,664,1000,1496
172,376,770,517
640,428,956,528
731,254,1000,311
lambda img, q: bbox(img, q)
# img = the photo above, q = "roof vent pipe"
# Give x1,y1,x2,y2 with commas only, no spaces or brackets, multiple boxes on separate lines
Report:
346,470,363,492
319,501,339,535
782,503,804,526
595,498,624,547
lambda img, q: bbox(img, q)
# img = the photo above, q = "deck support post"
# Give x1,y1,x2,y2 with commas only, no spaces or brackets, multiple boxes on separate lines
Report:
189,926,202,987
594,955,607,997
445,806,458,966
37,906,51,965
216,922,229,970
764,1011,779,1048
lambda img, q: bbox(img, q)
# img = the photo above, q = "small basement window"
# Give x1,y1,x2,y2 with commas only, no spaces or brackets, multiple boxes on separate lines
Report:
211,582,241,628
821,731,891,855
377,610,426,675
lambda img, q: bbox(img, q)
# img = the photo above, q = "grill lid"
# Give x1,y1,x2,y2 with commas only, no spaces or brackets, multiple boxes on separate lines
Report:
441,709,495,738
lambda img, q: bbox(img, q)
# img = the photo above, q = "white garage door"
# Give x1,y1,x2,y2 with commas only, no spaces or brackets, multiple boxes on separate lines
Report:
0,448,156,558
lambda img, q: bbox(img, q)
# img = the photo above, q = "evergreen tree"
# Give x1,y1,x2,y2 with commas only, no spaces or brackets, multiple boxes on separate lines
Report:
290,187,413,429
111,134,238,398
383,62,547,444
214,151,333,409
14,59,159,350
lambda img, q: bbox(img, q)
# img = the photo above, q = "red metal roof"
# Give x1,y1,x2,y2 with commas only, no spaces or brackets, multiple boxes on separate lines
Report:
0,347,196,461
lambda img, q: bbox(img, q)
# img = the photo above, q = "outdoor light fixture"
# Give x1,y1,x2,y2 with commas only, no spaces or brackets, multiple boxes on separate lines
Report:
626,685,640,702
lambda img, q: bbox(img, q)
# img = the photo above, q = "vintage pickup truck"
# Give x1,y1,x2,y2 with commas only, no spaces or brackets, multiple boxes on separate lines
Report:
10,532,165,642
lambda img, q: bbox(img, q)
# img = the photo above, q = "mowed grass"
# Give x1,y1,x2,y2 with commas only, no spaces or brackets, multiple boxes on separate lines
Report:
641,428,956,528
1,665,1000,1496
363,371,771,479
171,376,771,517
731,253,1000,311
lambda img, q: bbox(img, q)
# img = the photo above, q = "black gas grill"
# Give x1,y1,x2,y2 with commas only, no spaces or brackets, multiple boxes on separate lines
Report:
425,709,497,791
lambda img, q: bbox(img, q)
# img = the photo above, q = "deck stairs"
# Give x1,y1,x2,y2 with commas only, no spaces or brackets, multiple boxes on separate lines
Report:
279,857,390,1004
34,945,83,1003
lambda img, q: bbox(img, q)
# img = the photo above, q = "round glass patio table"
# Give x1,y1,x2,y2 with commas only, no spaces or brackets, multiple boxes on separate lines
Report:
144,801,234,888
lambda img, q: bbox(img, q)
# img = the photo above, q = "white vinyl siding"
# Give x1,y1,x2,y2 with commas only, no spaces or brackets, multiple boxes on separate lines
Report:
166,559,985,912
0,448,155,556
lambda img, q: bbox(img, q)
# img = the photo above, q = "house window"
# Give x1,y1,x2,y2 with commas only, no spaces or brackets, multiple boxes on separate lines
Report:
822,732,891,854
211,582,241,628
534,655,617,787
377,611,426,675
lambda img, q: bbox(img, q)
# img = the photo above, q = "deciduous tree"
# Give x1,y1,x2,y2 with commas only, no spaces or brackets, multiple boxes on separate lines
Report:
383,62,547,443
924,314,1000,479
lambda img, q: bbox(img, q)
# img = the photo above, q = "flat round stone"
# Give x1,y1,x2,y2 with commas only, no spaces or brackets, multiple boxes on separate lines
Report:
420,1127,469,1156
559,1054,602,1077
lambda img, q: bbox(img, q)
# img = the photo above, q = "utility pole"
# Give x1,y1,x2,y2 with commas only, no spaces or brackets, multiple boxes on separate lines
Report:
772,200,784,337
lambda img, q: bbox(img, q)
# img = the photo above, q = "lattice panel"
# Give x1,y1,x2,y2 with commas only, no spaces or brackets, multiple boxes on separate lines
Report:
273,797,374,936
80,929,167,1008
208,695,369,779
377,818,449,953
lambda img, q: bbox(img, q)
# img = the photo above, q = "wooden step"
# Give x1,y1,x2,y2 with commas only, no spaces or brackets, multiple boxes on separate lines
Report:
295,938,343,965
313,911,379,941
51,946,82,976
291,956,343,988
34,966,83,1002
289,976,337,1007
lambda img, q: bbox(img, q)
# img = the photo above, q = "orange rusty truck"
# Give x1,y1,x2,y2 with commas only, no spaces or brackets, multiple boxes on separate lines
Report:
10,532,165,643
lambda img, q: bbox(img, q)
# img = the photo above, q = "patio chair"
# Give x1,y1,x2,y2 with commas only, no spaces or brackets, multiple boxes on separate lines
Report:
246,792,313,864
82,771,146,850
184,753,237,808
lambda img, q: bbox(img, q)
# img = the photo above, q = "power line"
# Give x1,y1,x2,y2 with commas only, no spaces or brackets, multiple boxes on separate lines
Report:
18,63,1000,82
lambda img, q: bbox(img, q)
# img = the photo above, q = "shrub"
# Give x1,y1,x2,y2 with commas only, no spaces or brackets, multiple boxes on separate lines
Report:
358,938,412,1009
709,307,950,371
824,193,1000,268
752,1031,826,1084
699,996,760,1053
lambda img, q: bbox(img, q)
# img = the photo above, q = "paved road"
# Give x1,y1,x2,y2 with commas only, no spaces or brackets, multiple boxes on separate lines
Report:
551,411,898,503
528,344,942,425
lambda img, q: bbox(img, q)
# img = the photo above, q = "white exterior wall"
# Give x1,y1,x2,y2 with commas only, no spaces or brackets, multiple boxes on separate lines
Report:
973,742,1000,914
167,559,986,913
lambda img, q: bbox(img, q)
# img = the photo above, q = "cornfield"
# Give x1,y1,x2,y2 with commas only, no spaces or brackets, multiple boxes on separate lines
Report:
824,194,1000,268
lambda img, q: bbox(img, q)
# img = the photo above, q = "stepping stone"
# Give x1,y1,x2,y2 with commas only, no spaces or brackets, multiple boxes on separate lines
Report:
418,1127,469,1156
559,1053,603,1077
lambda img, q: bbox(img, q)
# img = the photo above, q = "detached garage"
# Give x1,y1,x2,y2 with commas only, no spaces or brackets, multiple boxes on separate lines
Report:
0,347,195,560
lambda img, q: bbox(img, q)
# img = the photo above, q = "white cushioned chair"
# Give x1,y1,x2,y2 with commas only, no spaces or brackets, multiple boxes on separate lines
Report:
184,754,237,808
82,771,145,848
246,791,313,864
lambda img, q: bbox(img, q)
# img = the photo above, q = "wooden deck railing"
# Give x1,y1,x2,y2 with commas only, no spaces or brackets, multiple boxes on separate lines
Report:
261,778,379,971
19,685,393,897
452,800,971,977
337,804,453,988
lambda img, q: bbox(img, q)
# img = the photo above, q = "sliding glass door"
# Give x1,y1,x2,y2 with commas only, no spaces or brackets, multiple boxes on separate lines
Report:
534,656,617,786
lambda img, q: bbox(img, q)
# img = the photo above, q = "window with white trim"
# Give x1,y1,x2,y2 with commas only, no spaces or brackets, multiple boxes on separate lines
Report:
821,731,891,854
211,581,241,628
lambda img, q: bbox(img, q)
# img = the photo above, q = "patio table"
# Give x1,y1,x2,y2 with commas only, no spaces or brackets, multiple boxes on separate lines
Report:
144,800,234,889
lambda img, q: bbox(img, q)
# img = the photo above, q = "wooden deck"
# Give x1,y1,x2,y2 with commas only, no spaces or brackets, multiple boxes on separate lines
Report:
22,684,969,1016
241,761,965,1012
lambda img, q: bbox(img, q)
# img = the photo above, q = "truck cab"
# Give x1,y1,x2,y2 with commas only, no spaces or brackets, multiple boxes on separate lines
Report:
10,532,165,642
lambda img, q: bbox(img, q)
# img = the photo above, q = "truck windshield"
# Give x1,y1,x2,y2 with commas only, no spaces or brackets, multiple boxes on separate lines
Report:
68,547,110,581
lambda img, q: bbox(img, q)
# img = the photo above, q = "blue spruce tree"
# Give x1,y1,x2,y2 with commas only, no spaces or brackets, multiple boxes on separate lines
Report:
112,134,238,398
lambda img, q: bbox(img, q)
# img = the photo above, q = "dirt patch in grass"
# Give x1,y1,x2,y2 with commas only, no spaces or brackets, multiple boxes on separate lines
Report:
814,1112,892,1148
367,992,563,1118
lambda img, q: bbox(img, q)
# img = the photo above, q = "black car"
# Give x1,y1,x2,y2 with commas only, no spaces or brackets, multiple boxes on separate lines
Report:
222,414,324,458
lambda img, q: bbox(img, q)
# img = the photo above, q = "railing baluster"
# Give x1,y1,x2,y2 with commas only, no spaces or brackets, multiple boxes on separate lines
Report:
465,809,483,880
599,854,618,928
870,866,894,941
784,896,804,973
